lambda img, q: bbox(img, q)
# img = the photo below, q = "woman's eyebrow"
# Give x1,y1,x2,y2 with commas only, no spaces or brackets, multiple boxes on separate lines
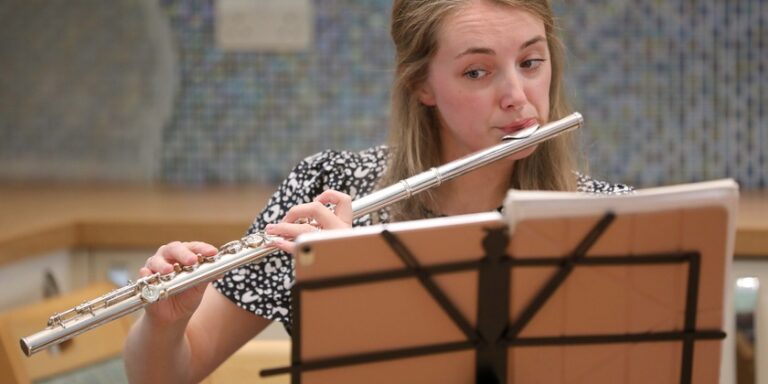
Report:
521,35,546,49
454,47,495,59
454,36,547,59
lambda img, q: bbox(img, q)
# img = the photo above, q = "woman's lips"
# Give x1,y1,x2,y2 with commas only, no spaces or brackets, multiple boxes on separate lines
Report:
497,118,538,135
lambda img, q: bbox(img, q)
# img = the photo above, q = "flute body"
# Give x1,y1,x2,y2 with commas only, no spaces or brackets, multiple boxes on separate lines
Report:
20,112,583,356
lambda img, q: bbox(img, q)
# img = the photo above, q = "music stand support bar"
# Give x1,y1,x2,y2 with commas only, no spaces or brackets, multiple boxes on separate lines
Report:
380,230,479,342
681,251,702,384
505,213,616,340
475,227,511,383
264,212,725,384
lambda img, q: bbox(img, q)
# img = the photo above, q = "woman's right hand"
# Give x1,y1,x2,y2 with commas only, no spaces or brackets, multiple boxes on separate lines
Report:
138,241,219,326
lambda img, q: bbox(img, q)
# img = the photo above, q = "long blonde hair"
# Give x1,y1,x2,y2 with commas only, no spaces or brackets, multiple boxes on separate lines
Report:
382,0,578,221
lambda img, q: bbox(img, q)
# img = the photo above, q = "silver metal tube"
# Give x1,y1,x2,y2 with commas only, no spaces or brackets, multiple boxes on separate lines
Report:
20,296,143,356
20,244,280,356
20,112,582,356
351,112,583,217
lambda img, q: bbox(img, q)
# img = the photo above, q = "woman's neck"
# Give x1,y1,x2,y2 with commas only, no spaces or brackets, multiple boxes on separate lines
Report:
432,160,514,216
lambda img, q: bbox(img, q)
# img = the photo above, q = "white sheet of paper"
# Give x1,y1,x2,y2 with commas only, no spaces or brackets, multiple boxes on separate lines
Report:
215,0,313,52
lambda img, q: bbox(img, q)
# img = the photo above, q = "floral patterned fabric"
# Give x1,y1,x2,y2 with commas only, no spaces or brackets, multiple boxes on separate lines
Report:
213,145,633,328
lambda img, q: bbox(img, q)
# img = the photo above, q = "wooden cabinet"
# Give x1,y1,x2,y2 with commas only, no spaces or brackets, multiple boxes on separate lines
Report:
0,250,73,311
0,282,132,384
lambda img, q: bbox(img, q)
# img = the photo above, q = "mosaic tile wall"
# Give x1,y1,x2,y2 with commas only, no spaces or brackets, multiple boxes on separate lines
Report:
555,0,767,188
0,0,765,188
0,0,175,182
159,0,393,183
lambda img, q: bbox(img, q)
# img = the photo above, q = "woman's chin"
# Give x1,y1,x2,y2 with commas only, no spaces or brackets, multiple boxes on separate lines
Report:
506,145,538,161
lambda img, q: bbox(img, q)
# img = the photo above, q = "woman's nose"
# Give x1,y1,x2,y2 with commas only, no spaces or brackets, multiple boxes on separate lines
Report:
499,72,526,111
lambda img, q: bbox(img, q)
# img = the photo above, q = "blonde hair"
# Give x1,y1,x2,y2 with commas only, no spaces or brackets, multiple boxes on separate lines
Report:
382,0,578,221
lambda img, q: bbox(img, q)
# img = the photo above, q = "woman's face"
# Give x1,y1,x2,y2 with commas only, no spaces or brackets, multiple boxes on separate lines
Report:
418,0,551,162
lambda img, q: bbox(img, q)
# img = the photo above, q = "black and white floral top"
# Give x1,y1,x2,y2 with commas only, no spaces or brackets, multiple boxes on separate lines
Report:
212,145,633,327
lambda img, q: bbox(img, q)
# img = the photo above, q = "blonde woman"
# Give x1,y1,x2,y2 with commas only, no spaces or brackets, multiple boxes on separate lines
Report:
124,1,631,382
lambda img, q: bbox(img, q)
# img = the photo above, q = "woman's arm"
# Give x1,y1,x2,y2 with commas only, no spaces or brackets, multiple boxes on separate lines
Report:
123,186,354,383
124,285,272,384
123,240,274,384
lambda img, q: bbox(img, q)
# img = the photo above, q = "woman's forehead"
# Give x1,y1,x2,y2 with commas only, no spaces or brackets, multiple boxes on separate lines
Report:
437,2,546,52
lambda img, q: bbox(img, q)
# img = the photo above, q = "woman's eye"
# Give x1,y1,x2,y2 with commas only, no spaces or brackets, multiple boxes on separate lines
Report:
520,59,546,70
463,69,488,79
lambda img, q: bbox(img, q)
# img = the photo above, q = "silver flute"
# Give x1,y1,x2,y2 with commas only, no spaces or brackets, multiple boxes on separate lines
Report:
20,112,583,356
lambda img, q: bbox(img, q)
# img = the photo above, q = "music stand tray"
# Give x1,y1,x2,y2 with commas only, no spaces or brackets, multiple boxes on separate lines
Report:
262,179,738,384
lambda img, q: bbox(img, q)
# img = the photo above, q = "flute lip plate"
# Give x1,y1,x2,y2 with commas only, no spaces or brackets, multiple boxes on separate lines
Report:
502,124,540,140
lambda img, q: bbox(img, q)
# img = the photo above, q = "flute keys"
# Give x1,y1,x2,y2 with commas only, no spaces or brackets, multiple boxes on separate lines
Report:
219,233,266,255
243,233,264,248
47,313,63,328
220,240,243,255
75,302,94,316
140,284,162,303
196,253,218,264
171,262,195,273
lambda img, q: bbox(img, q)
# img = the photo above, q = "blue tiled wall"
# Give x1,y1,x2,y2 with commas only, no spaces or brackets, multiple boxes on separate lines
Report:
556,1,767,187
158,0,393,184
1,0,765,188
159,0,766,187
0,0,174,181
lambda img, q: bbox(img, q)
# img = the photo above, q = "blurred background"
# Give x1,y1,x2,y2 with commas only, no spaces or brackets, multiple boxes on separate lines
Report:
0,1,766,383
0,0,764,187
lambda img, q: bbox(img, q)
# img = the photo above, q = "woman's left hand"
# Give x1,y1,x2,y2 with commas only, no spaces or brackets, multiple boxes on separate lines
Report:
264,189,353,254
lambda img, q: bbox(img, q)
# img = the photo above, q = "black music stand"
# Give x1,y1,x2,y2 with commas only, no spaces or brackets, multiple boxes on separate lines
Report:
262,179,738,384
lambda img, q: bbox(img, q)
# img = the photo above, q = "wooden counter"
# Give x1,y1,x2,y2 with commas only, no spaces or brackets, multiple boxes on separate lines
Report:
0,184,766,267
0,184,274,266
736,190,768,257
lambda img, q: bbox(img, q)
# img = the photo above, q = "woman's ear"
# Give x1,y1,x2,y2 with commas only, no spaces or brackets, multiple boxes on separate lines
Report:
417,82,437,106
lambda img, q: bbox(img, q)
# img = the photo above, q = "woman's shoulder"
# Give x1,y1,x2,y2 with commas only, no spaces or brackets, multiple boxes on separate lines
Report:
302,145,389,169
298,145,388,179
575,172,634,195
291,145,389,198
